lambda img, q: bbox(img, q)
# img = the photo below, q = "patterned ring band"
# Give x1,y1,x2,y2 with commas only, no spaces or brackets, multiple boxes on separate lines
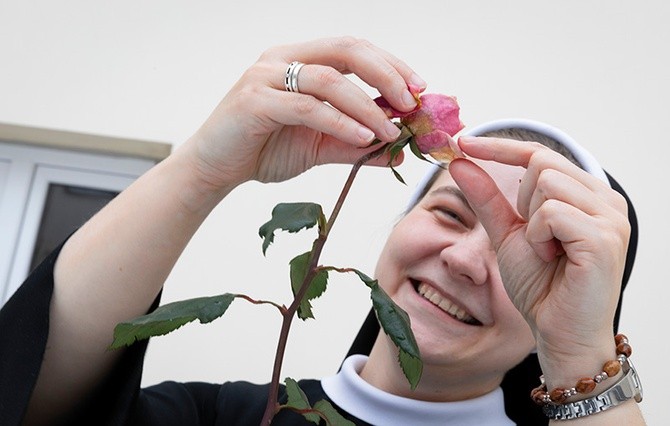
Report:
284,61,305,93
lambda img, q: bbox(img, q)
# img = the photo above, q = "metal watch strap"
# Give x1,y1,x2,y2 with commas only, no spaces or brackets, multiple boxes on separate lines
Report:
543,358,643,420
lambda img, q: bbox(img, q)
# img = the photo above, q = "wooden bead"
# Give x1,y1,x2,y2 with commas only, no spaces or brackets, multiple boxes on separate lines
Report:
603,359,621,377
531,388,546,405
550,388,567,403
615,333,628,346
617,342,632,357
530,333,633,406
575,377,596,393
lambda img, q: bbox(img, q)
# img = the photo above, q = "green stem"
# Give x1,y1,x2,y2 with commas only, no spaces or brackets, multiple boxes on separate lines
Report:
259,144,388,425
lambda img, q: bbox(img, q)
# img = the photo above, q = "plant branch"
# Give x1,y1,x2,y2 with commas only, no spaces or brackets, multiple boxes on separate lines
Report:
234,293,287,314
260,143,389,425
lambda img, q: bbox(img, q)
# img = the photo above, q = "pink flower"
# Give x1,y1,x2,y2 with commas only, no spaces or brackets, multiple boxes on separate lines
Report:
374,90,465,162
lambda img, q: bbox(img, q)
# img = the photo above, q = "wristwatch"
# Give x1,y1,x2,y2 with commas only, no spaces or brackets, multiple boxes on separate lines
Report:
543,358,643,420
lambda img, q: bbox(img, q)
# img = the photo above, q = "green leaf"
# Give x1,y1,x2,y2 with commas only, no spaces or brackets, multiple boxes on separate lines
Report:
369,281,422,389
289,252,329,320
284,378,354,425
390,166,406,185
398,350,423,390
285,378,320,424
259,202,325,255
345,268,423,389
346,268,375,286
313,400,355,426
387,139,407,160
383,131,413,185
110,293,237,349
408,138,431,164
395,123,415,145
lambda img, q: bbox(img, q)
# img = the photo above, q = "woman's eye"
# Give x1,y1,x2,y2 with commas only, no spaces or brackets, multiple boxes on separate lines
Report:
435,208,463,224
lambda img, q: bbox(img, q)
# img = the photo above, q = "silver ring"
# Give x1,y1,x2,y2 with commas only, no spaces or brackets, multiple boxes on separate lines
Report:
284,61,305,93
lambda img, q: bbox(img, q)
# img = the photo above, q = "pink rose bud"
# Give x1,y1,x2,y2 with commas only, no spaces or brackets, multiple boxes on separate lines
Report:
374,92,465,162
401,94,465,161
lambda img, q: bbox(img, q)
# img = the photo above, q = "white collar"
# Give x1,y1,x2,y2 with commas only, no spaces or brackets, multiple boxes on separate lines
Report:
321,355,514,426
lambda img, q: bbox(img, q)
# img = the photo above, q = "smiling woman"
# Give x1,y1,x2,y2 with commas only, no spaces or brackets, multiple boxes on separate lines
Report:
358,155,536,406
0,37,644,426
345,118,641,424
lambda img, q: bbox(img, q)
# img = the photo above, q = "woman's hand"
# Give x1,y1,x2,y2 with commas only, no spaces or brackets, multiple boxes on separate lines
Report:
26,37,425,425
449,136,630,385
182,37,426,191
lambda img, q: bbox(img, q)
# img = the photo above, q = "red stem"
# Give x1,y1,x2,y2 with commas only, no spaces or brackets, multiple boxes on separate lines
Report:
259,144,388,425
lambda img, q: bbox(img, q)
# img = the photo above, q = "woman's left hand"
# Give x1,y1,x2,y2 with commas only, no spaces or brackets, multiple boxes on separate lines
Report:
448,136,631,386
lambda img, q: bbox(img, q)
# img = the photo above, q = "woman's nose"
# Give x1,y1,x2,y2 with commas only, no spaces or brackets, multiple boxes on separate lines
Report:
439,226,494,286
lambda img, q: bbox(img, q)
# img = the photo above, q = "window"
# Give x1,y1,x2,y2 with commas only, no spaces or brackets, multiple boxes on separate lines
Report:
0,124,171,305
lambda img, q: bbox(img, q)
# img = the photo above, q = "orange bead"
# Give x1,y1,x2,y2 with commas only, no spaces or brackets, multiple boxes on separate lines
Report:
603,360,621,377
617,342,632,357
615,333,628,346
531,389,546,405
575,377,596,393
550,388,567,403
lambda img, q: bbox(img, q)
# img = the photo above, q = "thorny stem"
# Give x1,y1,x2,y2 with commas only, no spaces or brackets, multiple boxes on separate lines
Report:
260,144,389,425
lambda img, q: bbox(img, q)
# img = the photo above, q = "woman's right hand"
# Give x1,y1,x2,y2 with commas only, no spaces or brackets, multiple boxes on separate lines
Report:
182,36,426,191
23,37,424,425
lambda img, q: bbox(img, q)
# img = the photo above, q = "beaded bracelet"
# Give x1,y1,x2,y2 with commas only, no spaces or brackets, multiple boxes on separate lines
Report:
531,334,633,405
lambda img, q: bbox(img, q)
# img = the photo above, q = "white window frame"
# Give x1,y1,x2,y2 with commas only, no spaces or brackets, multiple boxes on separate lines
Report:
0,140,162,305
4,165,138,302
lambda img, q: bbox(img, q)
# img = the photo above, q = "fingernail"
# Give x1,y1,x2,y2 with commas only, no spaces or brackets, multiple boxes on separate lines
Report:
357,126,376,144
409,73,427,90
458,136,477,145
402,90,417,109
385,120,402,140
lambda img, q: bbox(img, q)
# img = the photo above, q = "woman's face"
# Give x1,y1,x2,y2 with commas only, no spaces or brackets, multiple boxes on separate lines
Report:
374,159,535,390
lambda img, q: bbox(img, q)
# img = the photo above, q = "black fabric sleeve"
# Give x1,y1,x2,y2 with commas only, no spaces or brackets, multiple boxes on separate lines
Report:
130,381,221,425
0,240,62,425
0,240,158,426
0,242,366,425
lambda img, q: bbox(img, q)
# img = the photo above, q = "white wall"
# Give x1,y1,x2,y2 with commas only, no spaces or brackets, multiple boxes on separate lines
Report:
1,0,667,422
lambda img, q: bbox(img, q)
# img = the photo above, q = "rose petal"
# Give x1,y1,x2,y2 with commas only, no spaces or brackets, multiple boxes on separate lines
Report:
408,83,424,98
417,94,464,136
427,132,464,163
373,96,407,118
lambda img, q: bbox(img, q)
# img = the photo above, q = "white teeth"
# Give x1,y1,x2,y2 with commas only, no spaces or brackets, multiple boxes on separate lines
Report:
417,282,477,324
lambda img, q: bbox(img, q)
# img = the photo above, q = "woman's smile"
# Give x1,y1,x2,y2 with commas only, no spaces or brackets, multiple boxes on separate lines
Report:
412,279,483,326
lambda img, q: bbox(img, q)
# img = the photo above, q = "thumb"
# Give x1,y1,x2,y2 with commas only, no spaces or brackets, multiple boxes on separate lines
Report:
448,158,521,251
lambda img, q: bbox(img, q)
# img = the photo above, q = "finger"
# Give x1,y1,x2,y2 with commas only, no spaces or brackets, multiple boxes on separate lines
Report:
459,136,605,191
287,64,404,141
525,198,627,265
458,136,614,218
370,45,427,92
458,135,549,166
525,168,608,222
260,88,380,146
266,37,423,113
336,41,422,110
448,158,521,250
518,147,614,220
